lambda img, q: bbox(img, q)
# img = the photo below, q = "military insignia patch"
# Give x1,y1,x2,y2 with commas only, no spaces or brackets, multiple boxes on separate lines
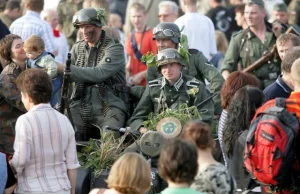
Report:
157,117,182,139
105,58,111,62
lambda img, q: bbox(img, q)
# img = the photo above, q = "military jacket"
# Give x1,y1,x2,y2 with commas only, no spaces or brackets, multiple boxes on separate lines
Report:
221,28,281,87
147,49,224,115
70,31,127,118
57,0,83,46
129,74,214,131
0,62,26,154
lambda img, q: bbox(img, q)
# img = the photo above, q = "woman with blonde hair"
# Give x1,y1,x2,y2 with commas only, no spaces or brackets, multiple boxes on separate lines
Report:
210,30,229,69
89,152,151,194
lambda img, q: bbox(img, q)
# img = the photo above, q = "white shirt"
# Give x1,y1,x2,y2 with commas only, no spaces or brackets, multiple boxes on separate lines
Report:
54,32,69,64
12,103,80,193
10,11,56,53
175,12,217,59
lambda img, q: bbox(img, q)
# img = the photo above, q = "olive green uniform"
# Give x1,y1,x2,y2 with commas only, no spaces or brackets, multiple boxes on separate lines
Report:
70,31,128,139
0,13,12,28
147,49,224,115
57,0,83,47
129,74,214,132
221,28,281,88
288,0,300,25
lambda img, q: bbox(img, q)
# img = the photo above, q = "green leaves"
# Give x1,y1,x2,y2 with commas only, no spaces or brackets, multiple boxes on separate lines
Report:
143,104,201,131
96,8,107,25
178,34,190,64
141,52,157,67
77,128,127,178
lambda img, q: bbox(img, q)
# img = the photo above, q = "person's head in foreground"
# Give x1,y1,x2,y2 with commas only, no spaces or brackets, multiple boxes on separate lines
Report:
16,68,52,111
158,138,198,188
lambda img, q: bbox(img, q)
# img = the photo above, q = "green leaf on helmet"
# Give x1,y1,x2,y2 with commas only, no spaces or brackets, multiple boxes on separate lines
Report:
178,34,190,64
96,8,107,25
141,52,157,67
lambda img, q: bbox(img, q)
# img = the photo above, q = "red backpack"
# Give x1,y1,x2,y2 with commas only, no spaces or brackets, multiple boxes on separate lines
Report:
244,98,299,187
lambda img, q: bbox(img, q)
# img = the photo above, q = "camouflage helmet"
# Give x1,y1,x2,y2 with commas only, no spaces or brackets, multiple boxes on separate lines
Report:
72,8,104,28
153,22,181,44
156,48,184,70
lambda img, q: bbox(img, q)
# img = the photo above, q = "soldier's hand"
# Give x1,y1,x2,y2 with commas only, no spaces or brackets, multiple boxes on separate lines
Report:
272,21,283,37
139,127,148,134
57,63,65,73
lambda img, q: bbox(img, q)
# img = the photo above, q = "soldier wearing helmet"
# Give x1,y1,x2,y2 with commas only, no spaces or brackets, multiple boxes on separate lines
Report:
147,22,224,115
129,48,214,135
69,8,128,140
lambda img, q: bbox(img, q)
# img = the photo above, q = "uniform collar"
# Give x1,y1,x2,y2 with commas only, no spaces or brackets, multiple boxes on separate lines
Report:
276,74,293,94
161,73,184,91
245,27,275,47
6,61,22,75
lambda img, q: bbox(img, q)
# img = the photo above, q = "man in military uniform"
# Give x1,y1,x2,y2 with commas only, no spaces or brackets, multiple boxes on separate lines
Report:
130,48,214,134
221,0,282,88
57,0,83,47
271,3,289,25
148,22,224,115
70,8,128,140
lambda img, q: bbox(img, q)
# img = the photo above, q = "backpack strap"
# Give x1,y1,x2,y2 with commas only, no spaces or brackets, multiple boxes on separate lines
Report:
275,97,287,108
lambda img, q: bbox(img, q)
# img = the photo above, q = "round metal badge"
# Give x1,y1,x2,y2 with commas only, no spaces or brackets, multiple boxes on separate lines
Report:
156,117,182,139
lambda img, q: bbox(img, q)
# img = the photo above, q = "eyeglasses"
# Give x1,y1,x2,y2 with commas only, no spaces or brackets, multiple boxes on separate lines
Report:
153,27,179,37
156,51,180,62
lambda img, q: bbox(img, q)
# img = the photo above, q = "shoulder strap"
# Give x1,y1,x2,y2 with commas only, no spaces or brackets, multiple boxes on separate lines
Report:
130,30,146,65
275,97,286,108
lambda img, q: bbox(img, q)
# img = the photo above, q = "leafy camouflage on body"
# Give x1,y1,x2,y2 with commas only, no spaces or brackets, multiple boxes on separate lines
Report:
0,62,26,154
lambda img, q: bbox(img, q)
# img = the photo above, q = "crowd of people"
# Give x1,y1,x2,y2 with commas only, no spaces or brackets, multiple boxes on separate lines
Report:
1,0,300,193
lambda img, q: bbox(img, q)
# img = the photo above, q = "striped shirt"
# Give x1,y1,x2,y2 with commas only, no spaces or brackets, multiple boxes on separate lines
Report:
218,110,228,167
12,103,80,193
10,11,56,53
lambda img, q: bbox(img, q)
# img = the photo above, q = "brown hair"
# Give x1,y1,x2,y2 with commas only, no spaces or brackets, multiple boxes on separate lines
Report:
106,153,151,194
5,0,20,11
282,46,300,73
291,58,300,86
24,35,45,52
221,71,260,109
15,68,52,104
235,4,245,15
130,2,146,14
276,33,300,47
0,34,22,61
158,138,198,185
182,120,214,150
25,0,44,12
215,30,228,55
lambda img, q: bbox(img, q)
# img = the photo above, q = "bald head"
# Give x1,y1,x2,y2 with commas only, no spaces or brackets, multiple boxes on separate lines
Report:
291,58,300,88
41,9,59,29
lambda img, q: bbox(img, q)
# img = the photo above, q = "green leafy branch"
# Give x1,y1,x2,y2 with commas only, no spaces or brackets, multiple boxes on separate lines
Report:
141,51,156,67
143,104,201,131
96,8,107,25
77,128,127,178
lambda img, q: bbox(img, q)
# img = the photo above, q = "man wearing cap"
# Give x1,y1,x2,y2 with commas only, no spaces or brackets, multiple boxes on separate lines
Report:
221,0,282,89
70,7,128,140
129,48,214,134
148,22,224,115
271,3,289,24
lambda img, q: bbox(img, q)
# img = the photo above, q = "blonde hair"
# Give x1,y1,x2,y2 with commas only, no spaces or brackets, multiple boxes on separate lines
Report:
215,30,228,55
107,153,151,194
24,35,44,52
